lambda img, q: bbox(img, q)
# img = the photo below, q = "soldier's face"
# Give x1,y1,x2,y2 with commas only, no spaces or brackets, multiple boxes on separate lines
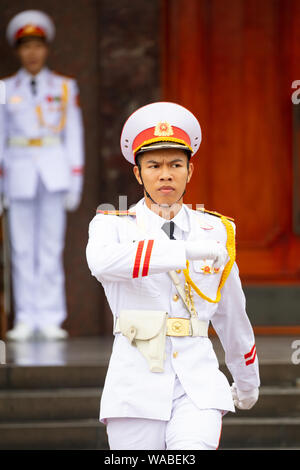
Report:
16,39,49,75
133,148,194,208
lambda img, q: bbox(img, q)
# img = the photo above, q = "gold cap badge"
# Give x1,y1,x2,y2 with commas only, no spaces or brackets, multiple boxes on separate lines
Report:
154,121,174,137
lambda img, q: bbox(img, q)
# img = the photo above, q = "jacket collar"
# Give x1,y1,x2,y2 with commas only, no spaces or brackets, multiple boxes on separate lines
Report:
15,67,50,101
133,198,213,238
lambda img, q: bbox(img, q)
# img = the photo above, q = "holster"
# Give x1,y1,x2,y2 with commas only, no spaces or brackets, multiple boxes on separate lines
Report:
115,310,168,373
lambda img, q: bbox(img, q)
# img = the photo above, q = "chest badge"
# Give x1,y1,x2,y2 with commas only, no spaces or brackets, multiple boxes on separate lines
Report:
46,95,62,103
201,263,221,275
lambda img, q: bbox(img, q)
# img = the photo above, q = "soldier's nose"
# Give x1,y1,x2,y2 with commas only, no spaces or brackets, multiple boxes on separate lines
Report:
159,169,172,180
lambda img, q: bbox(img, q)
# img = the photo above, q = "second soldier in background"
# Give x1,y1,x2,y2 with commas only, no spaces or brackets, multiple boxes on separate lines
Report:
0,10,85,340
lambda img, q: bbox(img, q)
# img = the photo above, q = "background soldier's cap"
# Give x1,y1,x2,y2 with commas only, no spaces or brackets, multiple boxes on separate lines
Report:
6,10,55,47
120,102,202,164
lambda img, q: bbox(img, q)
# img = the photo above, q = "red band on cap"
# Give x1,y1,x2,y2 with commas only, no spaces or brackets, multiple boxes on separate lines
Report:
132,126,191,156
15,25,46,41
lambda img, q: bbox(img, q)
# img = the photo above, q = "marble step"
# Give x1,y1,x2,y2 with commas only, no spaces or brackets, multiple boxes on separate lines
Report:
1,361,299,390
0,388,101,422
219,363,300,388
234,386,300,418
0,386,299,422
0,417,300,450
220,417,300,449
0,364,107,389
0,419,107,450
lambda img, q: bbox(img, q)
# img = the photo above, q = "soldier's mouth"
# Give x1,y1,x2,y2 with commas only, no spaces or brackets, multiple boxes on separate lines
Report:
158,186,175,194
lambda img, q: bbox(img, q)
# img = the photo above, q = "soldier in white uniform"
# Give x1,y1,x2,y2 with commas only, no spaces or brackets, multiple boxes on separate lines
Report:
86,102,259,450
0,10,84,340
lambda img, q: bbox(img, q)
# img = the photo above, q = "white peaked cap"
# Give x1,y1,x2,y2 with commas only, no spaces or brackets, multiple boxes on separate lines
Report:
6,10,55,46
120,102,202,164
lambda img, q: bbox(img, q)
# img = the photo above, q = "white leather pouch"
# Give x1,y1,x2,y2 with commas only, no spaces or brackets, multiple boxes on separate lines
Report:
116,310,168,373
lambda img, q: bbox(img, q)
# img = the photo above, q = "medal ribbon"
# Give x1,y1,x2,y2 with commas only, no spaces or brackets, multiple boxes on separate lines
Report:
35,81,69,133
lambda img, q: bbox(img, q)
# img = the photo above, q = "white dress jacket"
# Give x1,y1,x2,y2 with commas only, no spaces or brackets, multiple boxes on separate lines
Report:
86,198,260,423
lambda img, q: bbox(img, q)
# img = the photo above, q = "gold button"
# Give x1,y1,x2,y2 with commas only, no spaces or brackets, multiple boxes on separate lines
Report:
176,269,181,274
173,351,178,358
173,294,179,302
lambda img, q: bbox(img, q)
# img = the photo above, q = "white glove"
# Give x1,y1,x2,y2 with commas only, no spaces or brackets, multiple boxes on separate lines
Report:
185,240,228,269
64,192,81,212
231,382,259,410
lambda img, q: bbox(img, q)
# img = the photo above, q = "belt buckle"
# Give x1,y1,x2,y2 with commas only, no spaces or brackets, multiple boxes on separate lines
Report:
28,138,42,146
167,318,190,337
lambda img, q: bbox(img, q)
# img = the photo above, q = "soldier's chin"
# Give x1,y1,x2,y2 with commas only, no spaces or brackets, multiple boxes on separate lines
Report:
25,63,44,75
156,193,181,207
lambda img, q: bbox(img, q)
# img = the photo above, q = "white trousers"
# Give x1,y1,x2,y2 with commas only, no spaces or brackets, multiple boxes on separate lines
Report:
8,179,67,328
106,384,223,450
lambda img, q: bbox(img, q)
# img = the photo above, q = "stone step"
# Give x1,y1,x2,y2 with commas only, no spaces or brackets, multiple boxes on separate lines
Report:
219,362,300,387
221,447,300,450
0,386,299,422
235,387,300,418
0,388,102,422
0,364,107,389
0,417,299,450
220,417,300,449
0,419,108,450
1,360,299,390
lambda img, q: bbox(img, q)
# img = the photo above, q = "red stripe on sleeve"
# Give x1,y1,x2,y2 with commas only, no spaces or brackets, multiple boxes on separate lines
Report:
142,240,154,277
245,349,257,366
244,344,256,360
72,167,84,174
132,240,144,278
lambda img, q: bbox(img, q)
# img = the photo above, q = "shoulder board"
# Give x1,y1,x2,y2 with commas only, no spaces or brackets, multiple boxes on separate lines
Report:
196,208,234,222
0,73,16,81
96,210,136,216
52,70,75,80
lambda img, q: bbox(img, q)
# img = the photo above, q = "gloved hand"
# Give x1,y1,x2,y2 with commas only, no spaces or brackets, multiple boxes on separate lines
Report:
64,192,81,212
185,240,228,269
231,382,259,410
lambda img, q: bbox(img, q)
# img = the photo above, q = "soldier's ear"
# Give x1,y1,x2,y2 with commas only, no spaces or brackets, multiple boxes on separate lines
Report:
133,165,143,185
187,161,194,183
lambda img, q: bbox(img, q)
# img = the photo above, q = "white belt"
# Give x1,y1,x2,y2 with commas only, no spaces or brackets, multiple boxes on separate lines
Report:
7,136,61,147
115,316,208,338
166,317,208,337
